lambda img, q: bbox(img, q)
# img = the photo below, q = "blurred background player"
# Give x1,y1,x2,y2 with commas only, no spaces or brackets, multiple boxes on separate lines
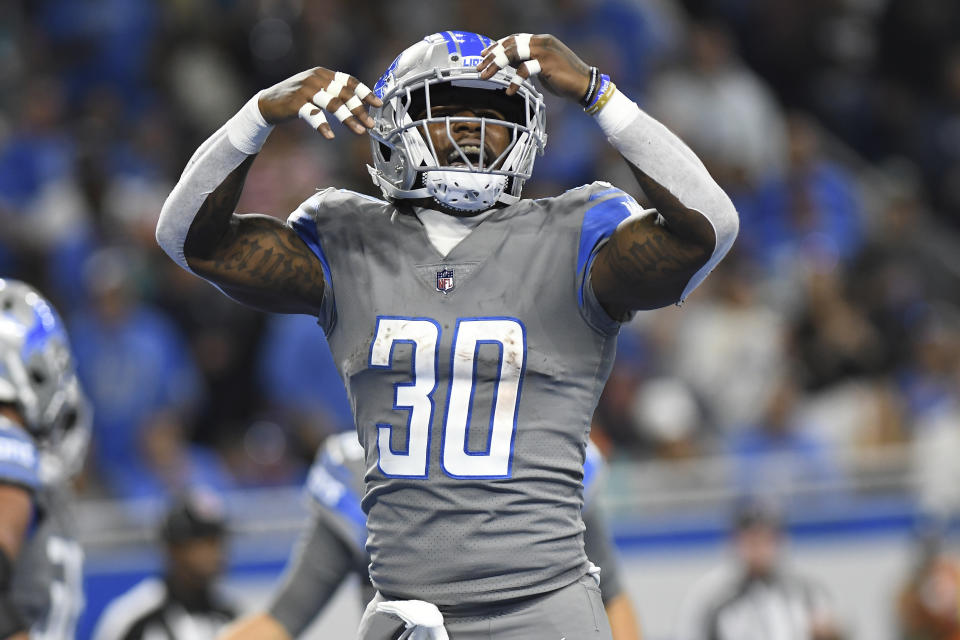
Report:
92,490,237,640
220,434,642,640
0,278,89,640
676,502,844,640
897,529,960,640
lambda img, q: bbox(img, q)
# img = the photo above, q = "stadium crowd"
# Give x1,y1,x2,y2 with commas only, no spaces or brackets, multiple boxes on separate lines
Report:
1,0,959,530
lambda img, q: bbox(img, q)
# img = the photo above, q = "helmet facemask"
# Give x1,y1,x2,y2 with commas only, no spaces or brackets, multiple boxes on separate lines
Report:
368,32,547,212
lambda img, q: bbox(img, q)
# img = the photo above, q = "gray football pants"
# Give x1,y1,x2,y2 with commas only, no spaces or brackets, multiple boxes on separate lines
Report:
358,575,613,640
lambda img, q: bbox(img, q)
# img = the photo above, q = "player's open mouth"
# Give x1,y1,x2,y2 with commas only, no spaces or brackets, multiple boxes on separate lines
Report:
447,144,489,167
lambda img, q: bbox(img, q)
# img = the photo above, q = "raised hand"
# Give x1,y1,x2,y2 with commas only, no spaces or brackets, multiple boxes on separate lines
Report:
257,67,383,139
477,33,592,102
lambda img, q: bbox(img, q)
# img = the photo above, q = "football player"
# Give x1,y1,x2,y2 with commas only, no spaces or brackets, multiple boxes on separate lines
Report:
0,279,90,639
220,434,641,640
157,30,736,639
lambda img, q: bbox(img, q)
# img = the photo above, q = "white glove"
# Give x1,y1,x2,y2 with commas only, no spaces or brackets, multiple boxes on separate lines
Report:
376,600,449,640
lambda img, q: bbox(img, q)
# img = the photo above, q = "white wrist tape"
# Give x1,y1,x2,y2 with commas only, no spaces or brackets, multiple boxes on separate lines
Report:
594,90,640,137
596,88,739,302
225,91,274,155
158,96,269,271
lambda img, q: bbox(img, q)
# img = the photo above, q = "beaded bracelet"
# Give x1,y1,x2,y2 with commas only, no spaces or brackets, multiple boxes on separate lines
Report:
580,67,599,108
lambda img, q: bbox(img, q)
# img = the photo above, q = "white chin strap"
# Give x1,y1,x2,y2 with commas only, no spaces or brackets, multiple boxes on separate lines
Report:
423,170,508,212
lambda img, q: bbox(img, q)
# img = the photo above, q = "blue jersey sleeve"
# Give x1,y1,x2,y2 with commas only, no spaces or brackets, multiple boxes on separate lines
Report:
304,452,367,548
0,421,40,491
287,189,338,333
575,186,648,335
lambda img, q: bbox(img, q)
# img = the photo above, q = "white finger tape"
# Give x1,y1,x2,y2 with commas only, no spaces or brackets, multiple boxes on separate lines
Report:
333,104,352,122
299,103,328,129
515,33,532,60
345,95,363,111
312,89,335,110
491,43,510,68
325,71,349,97
510,60,542,86
355,83,372,100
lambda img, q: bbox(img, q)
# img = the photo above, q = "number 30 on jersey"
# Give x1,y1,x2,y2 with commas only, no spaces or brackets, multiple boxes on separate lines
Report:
369,316,525,479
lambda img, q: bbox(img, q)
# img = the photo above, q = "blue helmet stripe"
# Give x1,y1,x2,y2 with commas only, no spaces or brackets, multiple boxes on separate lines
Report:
441,31,494,59
21,299,65,360
374,53,401,99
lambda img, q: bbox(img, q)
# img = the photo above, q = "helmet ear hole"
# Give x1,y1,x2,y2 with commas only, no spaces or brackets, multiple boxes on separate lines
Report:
60,409,77,432
378,142,392,163
30,369,46,385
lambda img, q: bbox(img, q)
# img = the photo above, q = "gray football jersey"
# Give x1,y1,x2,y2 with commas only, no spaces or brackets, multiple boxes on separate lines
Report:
288,182,642,607
12,485,84,638
0,418,84,638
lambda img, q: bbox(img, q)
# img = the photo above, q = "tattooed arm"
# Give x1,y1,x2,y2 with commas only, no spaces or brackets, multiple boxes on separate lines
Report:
590,168,717,316
156,67,381,315
478,34,737,317
181,157,326,315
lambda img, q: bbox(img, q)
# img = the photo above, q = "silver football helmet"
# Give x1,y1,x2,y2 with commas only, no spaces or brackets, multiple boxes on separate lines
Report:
0,279,91,484
367,31,547,212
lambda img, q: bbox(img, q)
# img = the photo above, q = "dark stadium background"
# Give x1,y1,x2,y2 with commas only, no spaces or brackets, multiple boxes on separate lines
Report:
2,0,959,638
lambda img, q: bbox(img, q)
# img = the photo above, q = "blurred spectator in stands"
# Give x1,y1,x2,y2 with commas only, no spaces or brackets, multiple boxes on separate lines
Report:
593,329,652,454
631,377,703,460
739,113,864,276
529,0,682,192
898,310,960,426
37,0,159,114
729,375,842,504
676,502,845,640
220,419,307,489
155,264,264,450
850,189,958,376
0,76,96,291
93,490,238,639
915,46,960,225
670,256,787,434
791,264,883,393
257,314,354,455
648,19,786,191
70,248,233,499
909,325,960,520
235,124,336,216
897,531,960,640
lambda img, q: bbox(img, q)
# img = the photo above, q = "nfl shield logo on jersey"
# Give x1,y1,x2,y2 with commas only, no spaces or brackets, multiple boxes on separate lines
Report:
436,269,455,293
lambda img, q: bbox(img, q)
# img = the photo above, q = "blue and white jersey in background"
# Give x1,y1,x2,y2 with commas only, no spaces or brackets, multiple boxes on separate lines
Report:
0,418,84,639
306,433,626,604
